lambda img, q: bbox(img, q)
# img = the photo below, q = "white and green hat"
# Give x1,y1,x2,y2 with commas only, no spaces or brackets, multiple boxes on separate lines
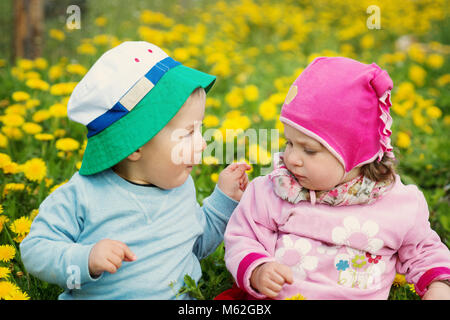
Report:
67,41,216,175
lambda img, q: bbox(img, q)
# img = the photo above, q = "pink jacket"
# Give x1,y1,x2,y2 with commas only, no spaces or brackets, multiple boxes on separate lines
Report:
224,174,450,299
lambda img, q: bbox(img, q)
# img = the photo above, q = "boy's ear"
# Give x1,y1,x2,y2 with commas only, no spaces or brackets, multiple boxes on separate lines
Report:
126,148,142,161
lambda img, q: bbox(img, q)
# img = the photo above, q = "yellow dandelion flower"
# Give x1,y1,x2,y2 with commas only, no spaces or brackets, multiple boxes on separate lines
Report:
202,156,220,165
206,97,220,108
407,44,426,63
0,133,7,148
56,138,80,152
408,283,417,295
66,64,87,76
1,113,24,127
4,288,30,300
1,127,23,140
409,65,426,87
50,82,78,96
259,100,277,121
396,131,411,149
0,281,19,299
0,153,12,168
22,158,47,182
2,161,20,174
49,29,65,41
26,98,40,109
244,85,259,101
285,293,307,300
24,71,40,80
95,16,108,27
248,144,271,165
426,106,442,119
92,34,110,46
77,42,97,55
0,215,9,233
30,209,39,220
26,78,49,91
49,180,68,194
12,91,30,102
392,273,407,287
32,110,51,122
49,65,64,80
33,57,48,70
0,245,16,262
225,87,244,108
49,103,67,118
444,115,450,126
0,267,10,279
34,133,54,141
210,173,219,183
426,54,444,69
10,216,32,236
17,59,33,70
53,129,66,138
360,34,375,49
203,115,220,128
3,183,25,196
22,122,43,135
0,204,3,214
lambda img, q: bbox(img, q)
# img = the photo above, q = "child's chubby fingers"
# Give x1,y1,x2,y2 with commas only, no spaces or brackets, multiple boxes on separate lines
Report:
113,240,137,262
275,264,294,285
102,259,120,274
234,162,252,172
107,253,124,271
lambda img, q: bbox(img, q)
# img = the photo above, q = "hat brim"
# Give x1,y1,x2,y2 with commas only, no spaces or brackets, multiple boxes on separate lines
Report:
79,65,216,175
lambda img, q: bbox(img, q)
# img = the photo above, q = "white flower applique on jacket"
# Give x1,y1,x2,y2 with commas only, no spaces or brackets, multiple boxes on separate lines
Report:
332,216,386,289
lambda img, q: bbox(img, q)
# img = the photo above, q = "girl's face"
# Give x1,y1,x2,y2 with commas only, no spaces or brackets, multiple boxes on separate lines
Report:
283,124,359,191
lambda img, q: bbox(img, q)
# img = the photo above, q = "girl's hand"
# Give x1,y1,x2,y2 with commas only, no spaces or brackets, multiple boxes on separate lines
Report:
88,239,137,277
250,261,294,298
422,281,450,300
217,162,252,201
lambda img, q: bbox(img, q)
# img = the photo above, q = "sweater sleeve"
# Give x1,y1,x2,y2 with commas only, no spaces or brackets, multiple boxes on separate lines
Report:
395,189,450,296
193,184,239,260
20,176,99,289
224,178,279,298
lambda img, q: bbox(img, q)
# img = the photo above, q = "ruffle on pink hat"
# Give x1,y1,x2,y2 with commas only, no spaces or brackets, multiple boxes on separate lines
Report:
280,56,394,172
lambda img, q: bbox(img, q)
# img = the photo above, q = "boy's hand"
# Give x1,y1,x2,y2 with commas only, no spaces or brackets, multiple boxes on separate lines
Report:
250,261,293,298
217,162,252,201
422,281,450,300
88,239,137,277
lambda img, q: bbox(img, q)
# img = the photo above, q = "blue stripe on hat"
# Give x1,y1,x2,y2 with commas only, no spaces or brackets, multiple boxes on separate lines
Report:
86,57,181,138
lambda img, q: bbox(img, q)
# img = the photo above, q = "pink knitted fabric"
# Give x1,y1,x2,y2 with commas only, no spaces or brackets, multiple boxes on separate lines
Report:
280,57,394,172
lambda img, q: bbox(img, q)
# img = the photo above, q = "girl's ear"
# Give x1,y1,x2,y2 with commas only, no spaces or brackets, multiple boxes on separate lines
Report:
127,148,142,161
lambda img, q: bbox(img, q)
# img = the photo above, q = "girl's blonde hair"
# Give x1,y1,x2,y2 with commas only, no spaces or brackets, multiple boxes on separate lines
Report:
360,153,396,183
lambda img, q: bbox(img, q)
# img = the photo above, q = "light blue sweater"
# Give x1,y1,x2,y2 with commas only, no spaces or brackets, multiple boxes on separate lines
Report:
20,169,238,299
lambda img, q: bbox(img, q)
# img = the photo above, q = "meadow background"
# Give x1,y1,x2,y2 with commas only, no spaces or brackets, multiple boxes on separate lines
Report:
0,0,448,300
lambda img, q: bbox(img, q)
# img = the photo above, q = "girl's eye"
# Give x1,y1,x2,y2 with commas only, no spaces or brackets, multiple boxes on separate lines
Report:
304,149,317,155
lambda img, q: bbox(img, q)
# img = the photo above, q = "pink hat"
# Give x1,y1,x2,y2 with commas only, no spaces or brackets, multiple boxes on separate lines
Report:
280,56,394,172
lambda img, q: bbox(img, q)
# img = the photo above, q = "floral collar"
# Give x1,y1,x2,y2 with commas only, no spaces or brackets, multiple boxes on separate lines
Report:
268,153,393,206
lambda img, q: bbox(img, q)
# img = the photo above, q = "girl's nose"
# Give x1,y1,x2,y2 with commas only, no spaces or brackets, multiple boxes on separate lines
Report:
286,149,303,167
